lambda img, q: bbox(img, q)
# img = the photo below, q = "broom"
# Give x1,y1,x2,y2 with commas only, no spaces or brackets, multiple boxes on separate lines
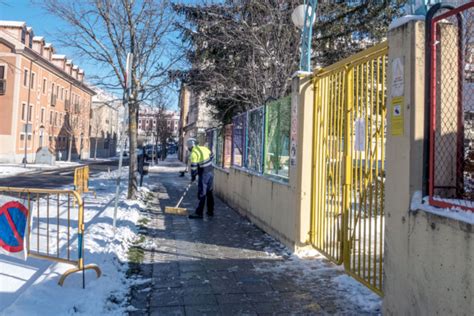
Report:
164,182,193,215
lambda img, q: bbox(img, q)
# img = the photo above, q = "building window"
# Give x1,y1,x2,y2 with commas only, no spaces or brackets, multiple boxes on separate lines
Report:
30,72,35,89
0,65,5,95
43,78,47,94
23,69,28,87
60,87,63,100
28,105,33,122
56,85,59,97
21,103,27,121
50,111,53,124
41,108,45,123
51,83,55,95
54,112,57,126
20,134,25,141
27,134,32,141
21,29,26,44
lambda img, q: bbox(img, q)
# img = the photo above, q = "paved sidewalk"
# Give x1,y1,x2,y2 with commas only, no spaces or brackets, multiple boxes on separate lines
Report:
128,158,381,315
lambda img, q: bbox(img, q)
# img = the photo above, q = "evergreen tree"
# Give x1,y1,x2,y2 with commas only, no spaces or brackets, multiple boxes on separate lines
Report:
174,0,407,123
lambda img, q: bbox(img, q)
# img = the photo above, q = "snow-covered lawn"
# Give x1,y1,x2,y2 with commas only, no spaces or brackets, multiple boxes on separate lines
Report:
0,168,145,315
0,166,31,177
0,161,84,178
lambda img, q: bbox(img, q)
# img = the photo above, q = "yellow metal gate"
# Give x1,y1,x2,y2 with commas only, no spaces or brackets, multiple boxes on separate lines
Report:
311,42,388,295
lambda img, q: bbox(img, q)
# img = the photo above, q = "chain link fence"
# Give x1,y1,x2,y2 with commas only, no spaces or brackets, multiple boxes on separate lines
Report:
429,2,474,209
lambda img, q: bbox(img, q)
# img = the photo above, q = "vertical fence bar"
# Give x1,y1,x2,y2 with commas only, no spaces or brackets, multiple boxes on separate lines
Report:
47,194,50,255
344,65,354,267
36,193,39,253
57,193,60,257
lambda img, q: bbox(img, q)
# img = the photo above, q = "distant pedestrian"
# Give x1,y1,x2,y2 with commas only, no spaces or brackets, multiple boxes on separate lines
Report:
137,147,149,187
187,138,214,219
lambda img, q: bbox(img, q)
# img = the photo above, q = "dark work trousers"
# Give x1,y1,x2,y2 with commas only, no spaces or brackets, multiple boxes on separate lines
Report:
196,171,214,216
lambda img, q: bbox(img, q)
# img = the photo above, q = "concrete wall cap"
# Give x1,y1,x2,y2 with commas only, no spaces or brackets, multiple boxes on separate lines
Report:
389,15,425,31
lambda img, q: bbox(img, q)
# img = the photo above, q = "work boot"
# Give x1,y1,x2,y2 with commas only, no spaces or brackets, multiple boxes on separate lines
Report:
188,213,203,219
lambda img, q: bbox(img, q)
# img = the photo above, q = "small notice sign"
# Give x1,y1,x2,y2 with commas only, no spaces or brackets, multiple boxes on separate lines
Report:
391,97,404,136
354,118,365,152
391,57,404,97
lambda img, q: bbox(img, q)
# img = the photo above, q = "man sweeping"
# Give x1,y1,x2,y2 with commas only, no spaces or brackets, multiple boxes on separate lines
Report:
187,138,215,219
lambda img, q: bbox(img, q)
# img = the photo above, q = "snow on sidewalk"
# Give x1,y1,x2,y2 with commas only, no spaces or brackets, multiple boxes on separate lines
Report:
0,168,146,315
127,159,382,315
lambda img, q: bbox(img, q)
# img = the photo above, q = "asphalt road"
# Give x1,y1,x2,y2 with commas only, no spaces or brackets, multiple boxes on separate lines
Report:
0,159,129,189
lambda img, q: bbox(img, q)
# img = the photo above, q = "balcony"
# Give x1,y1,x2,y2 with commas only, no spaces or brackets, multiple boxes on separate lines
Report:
0,79,5,95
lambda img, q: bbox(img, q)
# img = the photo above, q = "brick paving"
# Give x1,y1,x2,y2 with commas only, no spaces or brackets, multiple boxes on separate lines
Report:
128,158,381,315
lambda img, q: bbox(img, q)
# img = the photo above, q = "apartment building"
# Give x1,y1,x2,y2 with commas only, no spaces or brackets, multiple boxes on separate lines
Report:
90,87,120,158
177,84,215,161
138,105,179,145
0,21,95,163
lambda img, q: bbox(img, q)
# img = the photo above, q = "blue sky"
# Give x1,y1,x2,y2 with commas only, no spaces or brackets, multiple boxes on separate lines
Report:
0,0,204,110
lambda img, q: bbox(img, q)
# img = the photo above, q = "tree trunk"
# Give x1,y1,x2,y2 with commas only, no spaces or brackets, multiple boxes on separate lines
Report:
127,97,139,199
68,136,73,162
94,138,98,160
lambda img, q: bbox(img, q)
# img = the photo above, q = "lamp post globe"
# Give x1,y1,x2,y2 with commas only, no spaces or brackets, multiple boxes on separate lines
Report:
291,4,315,29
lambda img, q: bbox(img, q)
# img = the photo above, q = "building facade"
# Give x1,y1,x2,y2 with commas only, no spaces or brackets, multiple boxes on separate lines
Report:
138,105,179,146
177,84,215,161
0,21,95,163
90,87,120,158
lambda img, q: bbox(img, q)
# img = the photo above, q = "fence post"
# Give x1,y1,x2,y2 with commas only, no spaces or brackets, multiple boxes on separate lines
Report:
383,19,427,314
291,74,316,248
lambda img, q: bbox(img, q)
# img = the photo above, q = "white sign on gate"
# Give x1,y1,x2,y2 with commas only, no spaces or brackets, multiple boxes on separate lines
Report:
354,118,366,152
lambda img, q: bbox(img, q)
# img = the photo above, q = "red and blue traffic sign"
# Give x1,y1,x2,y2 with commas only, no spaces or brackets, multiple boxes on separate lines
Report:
0,201,29,253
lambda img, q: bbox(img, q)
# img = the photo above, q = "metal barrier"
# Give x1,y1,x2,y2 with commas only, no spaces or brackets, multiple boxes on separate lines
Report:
0,186,101,287
427,2,474,211
74,166,91,195
311,42,388,295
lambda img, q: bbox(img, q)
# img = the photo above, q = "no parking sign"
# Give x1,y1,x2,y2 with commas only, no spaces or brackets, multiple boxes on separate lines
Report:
0,201,30,260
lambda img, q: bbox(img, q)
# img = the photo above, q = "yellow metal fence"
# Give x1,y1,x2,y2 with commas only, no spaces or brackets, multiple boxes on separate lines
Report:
0,187,101,287
311,42,388,295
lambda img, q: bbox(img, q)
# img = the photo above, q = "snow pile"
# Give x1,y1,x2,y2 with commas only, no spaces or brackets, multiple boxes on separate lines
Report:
0,168,147,315
411,191,474,224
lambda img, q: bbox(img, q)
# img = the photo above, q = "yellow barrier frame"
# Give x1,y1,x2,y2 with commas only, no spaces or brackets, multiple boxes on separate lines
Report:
0,186,101,287
74,166,96,198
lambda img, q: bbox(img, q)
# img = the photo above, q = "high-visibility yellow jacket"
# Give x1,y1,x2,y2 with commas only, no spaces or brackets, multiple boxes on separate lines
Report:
190,145,214,177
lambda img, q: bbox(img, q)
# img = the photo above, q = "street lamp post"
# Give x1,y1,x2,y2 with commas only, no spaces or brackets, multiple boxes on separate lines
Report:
291,1,318,73
22,59,34,166
80,132,84,160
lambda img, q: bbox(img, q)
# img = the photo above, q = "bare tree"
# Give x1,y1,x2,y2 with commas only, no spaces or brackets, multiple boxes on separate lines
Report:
64,102,85,161
154,105,172,160
90,106,105,160
40,0,179,198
